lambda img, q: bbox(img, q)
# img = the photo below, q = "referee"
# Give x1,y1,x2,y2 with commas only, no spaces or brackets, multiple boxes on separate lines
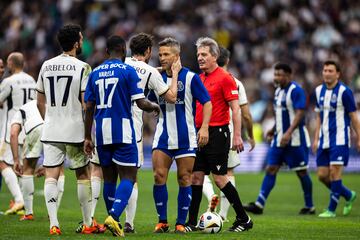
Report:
186,37,253,233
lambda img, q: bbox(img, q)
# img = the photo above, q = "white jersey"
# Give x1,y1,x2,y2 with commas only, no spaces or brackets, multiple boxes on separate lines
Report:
11,100,43,134
125,57,169,142
0,71,36,142
36,53,91,143
229,77,248,134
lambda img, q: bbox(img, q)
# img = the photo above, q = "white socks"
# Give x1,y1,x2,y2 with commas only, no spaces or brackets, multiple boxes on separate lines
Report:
77,179,92,226
2,167,24,203
90,176,101,218
45,178,59,228
219,175,236,220
202,175,215,202
125,182,138,226
20,175,34,215
57,175,65,210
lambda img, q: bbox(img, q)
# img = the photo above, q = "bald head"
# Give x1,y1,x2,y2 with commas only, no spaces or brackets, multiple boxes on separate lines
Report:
7,52,24,73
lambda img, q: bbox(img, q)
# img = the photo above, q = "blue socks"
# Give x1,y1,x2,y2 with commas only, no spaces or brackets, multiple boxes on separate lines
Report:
339,180,352,201
328,180,341,211
153,184,168,222
103,182,116,213
328,179,352,211
256,173,276,207
110,179,134,221
299,174,314,208
177,186,192,225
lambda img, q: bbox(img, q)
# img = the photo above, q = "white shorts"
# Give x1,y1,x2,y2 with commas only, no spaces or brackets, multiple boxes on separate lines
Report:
90,148,100,165
43,142,89,170
137,140,144,167
0,141,23,166
23,126,43,159
228,149,240,169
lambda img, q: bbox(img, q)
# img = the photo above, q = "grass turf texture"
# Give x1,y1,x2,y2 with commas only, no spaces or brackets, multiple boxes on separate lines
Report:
0,170,359,239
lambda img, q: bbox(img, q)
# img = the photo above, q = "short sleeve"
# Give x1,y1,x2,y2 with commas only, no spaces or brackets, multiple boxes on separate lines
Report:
237,80,248,105
128,68,144,101
291,87,306,110
149,69,169,96
342,88,356,113
191,74,210,104
0,78,12,102
314,86,322,112
36,64,45,93
84,72,96,103
221,75,238,102
81,64,92,92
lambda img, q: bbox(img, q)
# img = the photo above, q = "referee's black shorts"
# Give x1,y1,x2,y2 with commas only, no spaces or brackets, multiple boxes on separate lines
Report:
193,125,230,175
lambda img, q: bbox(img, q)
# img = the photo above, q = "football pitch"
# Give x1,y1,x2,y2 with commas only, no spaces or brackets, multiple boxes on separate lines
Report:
0,170,359,239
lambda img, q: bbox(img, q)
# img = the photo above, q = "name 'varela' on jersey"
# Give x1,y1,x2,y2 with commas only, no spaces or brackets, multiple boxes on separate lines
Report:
85,59,144,146
125,57,169,142
0,71,36,142
36,53,91,143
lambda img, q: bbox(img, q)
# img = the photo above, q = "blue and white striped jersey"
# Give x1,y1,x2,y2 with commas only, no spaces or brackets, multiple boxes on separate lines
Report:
315,82,356,149
272,81,310,148
151,67,210,150
85,59,144,146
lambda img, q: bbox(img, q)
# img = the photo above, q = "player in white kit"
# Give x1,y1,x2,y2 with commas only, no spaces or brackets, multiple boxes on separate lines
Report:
0,58,5,192
10,100,66,221
0,52,36,215
36,24,96,235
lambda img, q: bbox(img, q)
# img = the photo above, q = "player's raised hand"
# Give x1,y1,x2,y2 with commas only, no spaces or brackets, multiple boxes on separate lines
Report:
232,135,244,153
197,126,209,148
171,57,182,74
84,138,94,157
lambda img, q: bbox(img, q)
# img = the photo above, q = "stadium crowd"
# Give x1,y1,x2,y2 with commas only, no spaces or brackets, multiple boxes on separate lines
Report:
1,0,360,140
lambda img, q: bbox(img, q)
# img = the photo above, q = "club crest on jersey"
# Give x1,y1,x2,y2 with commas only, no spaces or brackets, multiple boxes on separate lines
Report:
331,93,337,103
177,81,184,91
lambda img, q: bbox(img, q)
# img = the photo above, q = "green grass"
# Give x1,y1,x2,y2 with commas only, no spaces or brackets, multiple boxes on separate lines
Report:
0,170,360,239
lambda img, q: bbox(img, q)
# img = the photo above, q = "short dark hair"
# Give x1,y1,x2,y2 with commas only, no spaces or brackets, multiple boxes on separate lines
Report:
57,24,81,52
274,62,292,74
106,35,126,56
217,47,230,67
130,33,153,56
324,60,340,72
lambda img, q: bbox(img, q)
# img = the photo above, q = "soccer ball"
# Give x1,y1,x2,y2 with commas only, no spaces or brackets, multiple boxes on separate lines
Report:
198,212,223,233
